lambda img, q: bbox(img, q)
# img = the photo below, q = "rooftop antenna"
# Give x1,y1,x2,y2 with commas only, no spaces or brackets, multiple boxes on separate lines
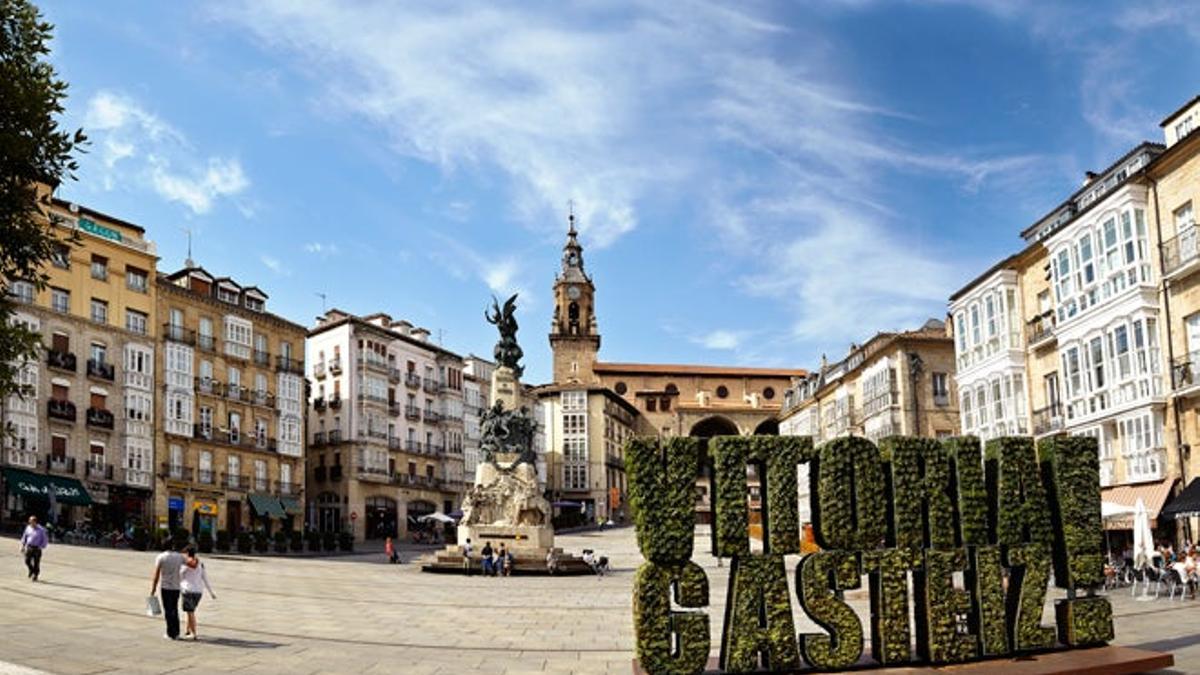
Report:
180,226,194,267
315,292,327,313
567,199,576,233
436,328,445,346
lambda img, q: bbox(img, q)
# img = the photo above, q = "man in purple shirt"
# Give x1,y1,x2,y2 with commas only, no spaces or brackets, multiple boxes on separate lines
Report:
19,515,48,581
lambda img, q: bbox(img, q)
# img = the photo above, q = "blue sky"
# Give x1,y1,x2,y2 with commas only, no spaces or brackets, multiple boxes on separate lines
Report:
42,0,1200,383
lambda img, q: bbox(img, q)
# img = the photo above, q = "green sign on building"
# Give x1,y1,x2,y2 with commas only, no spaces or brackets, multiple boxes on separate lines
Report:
78,217,123,244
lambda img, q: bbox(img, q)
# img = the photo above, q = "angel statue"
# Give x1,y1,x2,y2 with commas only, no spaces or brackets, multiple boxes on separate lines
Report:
485,293,524,377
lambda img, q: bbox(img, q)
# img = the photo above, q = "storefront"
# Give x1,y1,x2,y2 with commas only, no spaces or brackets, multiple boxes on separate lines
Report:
279,496,303,531
191,498,218,537
248,493,285,534
316,491,341,533
1101,478,1178,544
367,496,398,540
1,468,93,529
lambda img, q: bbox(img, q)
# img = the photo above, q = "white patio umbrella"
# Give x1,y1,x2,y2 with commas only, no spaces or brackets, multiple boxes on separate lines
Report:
417,512,456,524
1133,498,1153,569
1101,501,1136,559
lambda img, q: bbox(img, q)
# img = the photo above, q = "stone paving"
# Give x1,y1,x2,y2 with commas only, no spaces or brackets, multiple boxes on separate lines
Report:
0,527,1194,674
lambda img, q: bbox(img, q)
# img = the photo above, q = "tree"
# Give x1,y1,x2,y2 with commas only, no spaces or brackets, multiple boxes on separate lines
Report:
0,0,86,404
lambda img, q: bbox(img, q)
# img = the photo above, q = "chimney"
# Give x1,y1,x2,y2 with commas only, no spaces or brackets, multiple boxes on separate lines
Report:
1083,170,1099,187
410,327,430,342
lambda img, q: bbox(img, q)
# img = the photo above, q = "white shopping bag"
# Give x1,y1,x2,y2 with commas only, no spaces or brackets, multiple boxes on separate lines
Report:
146,595,162,616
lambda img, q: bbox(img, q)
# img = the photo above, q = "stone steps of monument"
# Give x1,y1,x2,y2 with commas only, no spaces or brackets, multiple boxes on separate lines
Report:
421,551,595,576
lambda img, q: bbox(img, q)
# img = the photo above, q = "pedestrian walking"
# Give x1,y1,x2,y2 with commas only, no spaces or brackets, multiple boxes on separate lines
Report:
461,538,473,576
180,547,216,640
19,516,48,581
497,544,509,577
150,539,186,640
385,537,399,564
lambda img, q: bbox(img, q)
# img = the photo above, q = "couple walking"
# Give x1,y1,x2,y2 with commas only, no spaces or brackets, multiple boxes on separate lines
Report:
150,540,216,640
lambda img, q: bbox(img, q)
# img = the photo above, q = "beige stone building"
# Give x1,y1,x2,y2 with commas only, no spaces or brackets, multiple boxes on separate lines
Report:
539,214,803,524
155,265,307,537
306,310,467,542
2,199,158,531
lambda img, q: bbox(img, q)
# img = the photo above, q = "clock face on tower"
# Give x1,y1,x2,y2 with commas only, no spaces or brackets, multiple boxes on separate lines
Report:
567,253,579,266
567,286,581,300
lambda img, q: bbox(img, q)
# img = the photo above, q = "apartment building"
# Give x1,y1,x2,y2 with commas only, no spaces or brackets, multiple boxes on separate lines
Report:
155,265,306,538
2,199,158,531
306,310,466,542
462,355,494,485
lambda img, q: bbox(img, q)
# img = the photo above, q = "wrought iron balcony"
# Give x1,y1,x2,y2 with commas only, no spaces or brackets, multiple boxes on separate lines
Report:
197,334,217,352
423,378,439,393
1031,403,1064,436
329,356,342,374
423,409,441,424
276,355,304,375
388,367,402,383
314,361,326,379
389,401,401,417
160,462,193,482
47,399,77,422
329,395,342,410
405,405,421,421
86,461,113,481
1161,228,1200,280
405,440,423,453
86,407,115,430
405,373,421,389
314,397,326,411
221,472,250,490
49,456,76,475
254,349,271,367
328,429,343,444
1026,313,1056,349
312,431,327,446
46,348,76,372
276,480,297,496
388,436,402,450
197,469,215,485
162,323,196,345
87,359,115,381
195,377,223,396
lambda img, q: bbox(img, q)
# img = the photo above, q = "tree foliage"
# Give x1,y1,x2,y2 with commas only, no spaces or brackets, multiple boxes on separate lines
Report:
0,0,86,403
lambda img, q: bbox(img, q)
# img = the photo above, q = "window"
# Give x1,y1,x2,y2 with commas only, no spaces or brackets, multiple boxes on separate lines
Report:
51,287,70,313
9,280,34,304
931,373,949,401
1088,337,1105,390
199,450,213,483
985,295,997,337
762,386,775,400
954,313,966,352
90,342,107,366
126,266,148,293
224,316,252,359
716,385,729,399
614,381,627,395
126,309,148,335
660,397,671,411
970,305,981,344
646,398,656,412
229,411,242,444
50,244,70,269
665,383,678,394
91,254,108,280
1077,234,1095,285
218,284,240,304
199,406,213,437
245,295,265,312
90,298,108,324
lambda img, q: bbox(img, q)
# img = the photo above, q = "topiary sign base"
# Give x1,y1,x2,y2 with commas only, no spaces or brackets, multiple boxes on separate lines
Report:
630,644,1173,675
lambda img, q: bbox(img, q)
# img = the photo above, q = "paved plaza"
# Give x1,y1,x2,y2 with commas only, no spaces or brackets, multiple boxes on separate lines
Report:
0,527,1196,674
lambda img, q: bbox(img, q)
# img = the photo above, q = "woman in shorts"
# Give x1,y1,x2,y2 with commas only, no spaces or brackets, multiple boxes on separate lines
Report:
180,546,216,640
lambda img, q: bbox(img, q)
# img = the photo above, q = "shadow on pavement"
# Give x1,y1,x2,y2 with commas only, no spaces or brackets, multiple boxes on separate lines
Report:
198,636,285,649
34,580,97,592
1130,633,1200,654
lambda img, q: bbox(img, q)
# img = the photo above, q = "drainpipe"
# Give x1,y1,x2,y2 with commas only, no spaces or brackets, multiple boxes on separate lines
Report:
1152,176,1190,544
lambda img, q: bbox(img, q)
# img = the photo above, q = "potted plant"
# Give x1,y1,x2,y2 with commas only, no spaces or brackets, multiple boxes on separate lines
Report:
254,530,269,553
197,531,214,554
216,530,231,553
322,530,336,552
236,531,252,554
306,529,321,552
273,530,289,554
290,529,304,552
338,531,353,552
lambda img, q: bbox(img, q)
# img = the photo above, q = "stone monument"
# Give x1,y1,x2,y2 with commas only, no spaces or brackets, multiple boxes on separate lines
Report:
425,295,586,573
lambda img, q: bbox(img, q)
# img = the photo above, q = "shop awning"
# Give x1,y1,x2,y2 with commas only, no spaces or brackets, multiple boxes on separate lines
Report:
248,493,285,518
279,496,303,516
1162,478,1200,520
1100,478,1176,530
2,468,92,506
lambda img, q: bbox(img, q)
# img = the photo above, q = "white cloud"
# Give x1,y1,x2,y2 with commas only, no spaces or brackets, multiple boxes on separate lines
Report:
215,1,1045,350
304,242,340,256
691,330,746,351
259,254,288,276
428,232,533,308
81,90,249,214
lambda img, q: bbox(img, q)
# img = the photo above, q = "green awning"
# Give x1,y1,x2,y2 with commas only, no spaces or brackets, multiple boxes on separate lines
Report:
248,493,285,518
2,468,92,506
279,496,303,516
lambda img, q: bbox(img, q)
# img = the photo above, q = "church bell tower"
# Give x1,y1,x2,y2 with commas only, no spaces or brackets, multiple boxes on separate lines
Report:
549,212,600,384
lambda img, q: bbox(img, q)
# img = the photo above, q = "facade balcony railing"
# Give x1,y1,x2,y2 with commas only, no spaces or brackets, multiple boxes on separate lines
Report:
388,436,402,451
405,405,421,421
47,399,77,422
359,354,389,373
388,401,401,417
221,472,250,490
1171,350,1200,392
87,359,115,381
1026,312,1057,349
312,431,327,447
86,407,115,430
328,429,343,444
1031,403,1064,436
424,409,441,424
276,480,298,496
160,463,193,482
313,465,327,482
49,455,76,475
254,477,269,492
313,361,326,379
276,355,304,375
328,395,342,410
46,348,76,372
329,465,343,481
329,356,342,375
405,440,423,453
3,448,37,469
388,367,402,383
162,323,196,345
313,397,326,411
423,378,440,393
252,349,271,367
197,334,217,353
251,389,275,407
86,461,113,481
1161,228,1200,280
405,373,421,389
605,453,625,470
197,469,215,485
357,392,388,406
361,428,388,440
